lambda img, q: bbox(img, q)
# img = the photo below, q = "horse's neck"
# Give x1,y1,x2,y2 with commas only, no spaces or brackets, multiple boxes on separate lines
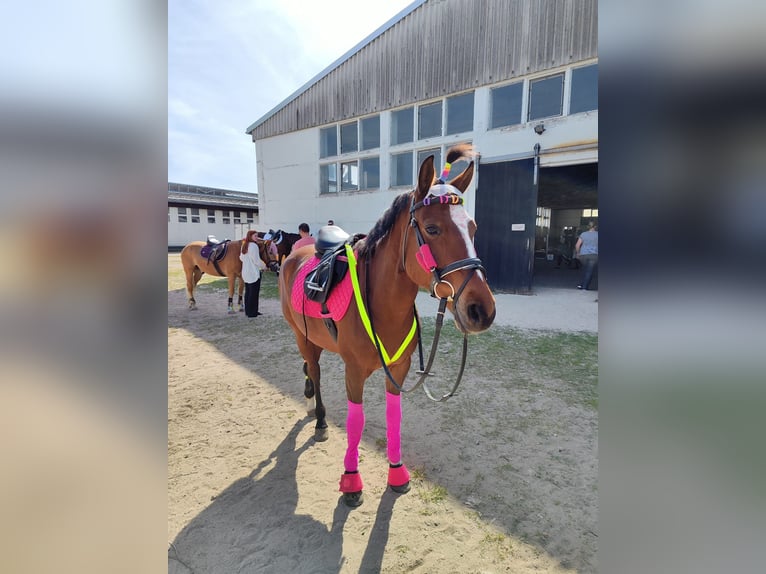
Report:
363,218,418,321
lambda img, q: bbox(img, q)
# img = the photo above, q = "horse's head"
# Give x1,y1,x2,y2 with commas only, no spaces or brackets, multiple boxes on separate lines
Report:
405,145,496,334
256,238,280,272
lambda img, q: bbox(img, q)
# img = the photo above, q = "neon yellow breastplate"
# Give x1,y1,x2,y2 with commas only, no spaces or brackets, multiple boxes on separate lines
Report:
345,244,417,365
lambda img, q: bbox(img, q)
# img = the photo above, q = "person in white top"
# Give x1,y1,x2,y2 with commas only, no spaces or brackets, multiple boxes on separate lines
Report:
239,230,267,317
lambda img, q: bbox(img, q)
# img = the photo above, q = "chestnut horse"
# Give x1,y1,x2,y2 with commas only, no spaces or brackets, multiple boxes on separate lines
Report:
181,234,279,312
279,144,496,506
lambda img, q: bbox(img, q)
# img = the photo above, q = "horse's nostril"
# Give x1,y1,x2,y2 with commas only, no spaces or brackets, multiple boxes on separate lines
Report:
467,303,484,324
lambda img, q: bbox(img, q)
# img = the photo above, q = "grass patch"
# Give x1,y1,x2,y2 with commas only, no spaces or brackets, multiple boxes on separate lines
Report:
167,253,281,299
415,317,598,410
418,484,448,504
481,532,514,560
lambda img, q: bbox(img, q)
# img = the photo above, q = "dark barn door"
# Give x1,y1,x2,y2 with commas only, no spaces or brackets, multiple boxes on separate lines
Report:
474,159,537,293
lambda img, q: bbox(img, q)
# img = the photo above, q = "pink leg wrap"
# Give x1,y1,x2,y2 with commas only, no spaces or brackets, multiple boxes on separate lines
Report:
386,391,402,464
339,471,364,493
388,464,410,487
343,401,365,472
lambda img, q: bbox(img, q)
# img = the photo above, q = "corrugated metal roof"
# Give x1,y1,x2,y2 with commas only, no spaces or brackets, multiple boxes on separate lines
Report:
168,182,259,209
246,0,597,141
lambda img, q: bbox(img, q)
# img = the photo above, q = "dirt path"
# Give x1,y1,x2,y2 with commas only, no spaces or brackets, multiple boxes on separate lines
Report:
168,280,597,573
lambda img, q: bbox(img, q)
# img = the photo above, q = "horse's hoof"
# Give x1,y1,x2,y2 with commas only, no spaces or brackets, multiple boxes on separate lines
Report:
390,482,411,494
342,491,364,508
238,307,244,312
314,427,329,442
227,309,236,314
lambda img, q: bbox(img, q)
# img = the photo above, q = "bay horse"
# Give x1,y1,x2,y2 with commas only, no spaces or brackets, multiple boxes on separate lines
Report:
279,144,496,506
261,229,300,264
181,232,279,312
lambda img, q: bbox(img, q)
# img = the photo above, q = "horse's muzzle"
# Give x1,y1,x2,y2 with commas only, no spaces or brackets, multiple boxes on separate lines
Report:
453,299,496,334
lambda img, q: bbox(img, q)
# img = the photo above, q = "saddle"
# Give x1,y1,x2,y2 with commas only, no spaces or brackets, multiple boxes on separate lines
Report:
200,236,231,276
304,226,351,305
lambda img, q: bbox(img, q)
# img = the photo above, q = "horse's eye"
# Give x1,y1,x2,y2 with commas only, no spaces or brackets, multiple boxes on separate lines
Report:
425,225,440,236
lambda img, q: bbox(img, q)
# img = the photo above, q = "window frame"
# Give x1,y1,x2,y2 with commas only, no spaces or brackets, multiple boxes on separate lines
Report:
418,101,443,140
359,156,380,190
528,73,565,121
446,91,474,135
320,125,338,158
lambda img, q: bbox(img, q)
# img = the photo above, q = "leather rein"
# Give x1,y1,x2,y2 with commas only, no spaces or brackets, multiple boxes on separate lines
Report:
365,189,485,402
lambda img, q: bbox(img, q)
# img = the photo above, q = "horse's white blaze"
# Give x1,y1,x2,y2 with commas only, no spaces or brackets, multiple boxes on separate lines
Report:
449,205,486,282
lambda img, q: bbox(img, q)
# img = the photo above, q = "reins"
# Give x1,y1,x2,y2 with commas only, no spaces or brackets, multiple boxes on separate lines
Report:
363,185,485,402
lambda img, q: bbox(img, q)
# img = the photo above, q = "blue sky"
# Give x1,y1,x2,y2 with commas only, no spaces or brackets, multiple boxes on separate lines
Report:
169,0,415,194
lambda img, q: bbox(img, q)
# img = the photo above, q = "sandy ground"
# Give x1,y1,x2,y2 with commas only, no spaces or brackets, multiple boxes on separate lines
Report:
169,274,597,573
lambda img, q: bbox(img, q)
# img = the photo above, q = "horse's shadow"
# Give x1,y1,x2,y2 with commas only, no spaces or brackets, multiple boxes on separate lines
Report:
169,417,354,574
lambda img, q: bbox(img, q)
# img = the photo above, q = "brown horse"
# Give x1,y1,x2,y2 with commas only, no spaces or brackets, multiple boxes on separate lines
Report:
279,144,496,506
181,234,279,312
259,229,300,264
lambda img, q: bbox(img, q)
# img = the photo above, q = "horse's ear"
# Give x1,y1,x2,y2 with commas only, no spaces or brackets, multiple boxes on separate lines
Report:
416,154,436,201
448,161,474,193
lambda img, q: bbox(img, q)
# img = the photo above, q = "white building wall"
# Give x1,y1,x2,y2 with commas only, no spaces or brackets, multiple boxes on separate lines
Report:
168,207,260,248
254,65,597,238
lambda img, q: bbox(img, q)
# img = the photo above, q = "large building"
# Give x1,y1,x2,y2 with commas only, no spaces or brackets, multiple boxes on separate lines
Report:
168,182,260,250
246,0,597,292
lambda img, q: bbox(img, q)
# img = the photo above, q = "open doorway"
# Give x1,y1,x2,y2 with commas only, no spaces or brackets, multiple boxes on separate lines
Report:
534,162,598,289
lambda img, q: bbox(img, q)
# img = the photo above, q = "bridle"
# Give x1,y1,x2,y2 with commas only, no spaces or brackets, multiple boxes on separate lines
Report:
408,186,485,309
259,240,280,272
367,182,486,402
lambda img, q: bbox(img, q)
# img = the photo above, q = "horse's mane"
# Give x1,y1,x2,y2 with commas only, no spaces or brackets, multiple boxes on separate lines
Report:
356,192,411,258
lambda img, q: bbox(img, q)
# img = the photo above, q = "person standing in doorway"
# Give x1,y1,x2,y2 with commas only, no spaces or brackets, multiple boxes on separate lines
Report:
575,221,598,290
291,222,316,252
240,230,266,317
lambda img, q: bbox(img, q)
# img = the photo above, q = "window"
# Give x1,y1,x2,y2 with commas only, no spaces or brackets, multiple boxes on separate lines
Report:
390,152,413,187
340,121,358,154
582,208,599,218
177,207,187,223
190,208,200,223
529,74,564,120
570,64,598,114
417,148,441,174
340,161,359,191
491,82,523,128
233,211,241,224
360,157,380,190
207,209,216,224
222,210,231,224
446,92,474,135
320,126,337,158
360,116,380,150
246,210,254,223
391,107,414,145
418,101,442,139
320,163,338,194
168,207,170,222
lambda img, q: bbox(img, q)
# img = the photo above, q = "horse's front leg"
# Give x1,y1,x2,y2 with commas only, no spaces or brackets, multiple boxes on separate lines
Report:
226,275,235,314
385,359,413,494
339,364,372,508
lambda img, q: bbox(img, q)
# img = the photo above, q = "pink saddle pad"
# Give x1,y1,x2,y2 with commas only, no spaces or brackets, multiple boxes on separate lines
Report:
290,255,354,320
